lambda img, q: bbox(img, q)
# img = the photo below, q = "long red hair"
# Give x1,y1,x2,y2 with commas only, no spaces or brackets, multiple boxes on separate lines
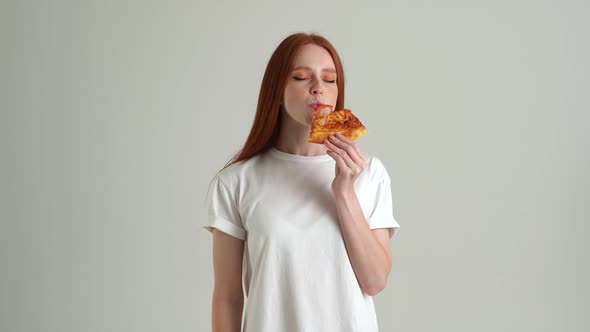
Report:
223,32,346,168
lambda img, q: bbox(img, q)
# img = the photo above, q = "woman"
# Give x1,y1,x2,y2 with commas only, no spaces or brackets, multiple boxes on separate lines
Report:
204,32,401,332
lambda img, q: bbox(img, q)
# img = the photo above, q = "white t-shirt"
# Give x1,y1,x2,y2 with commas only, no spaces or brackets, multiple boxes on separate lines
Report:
203,147,400,332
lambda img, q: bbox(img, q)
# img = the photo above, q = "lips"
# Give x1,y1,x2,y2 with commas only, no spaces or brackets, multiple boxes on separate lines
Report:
308,100,329,110
308,101,321,110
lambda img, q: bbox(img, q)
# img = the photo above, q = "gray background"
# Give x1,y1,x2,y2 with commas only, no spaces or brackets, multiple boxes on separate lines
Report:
2,0,589,331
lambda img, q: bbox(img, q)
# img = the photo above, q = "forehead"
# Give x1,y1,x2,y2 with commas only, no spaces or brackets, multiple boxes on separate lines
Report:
291,44,336,70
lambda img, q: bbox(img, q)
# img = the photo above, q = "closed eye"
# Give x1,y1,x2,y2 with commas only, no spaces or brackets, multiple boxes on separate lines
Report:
293,77,335,83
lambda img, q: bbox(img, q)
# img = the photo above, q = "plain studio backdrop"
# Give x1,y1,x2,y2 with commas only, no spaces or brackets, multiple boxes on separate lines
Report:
2,0,588,331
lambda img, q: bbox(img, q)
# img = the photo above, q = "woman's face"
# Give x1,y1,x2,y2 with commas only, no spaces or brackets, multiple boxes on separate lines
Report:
282,44,338,127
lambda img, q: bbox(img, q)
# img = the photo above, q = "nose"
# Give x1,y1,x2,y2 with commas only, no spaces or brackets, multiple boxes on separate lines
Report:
310,84,324,95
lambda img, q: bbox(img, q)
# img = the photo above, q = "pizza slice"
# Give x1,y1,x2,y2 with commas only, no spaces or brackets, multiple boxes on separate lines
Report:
308,104,368,144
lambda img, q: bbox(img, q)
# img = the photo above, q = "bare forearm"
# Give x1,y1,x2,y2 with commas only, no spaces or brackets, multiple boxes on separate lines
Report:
333,190,391,295
212,296,243,332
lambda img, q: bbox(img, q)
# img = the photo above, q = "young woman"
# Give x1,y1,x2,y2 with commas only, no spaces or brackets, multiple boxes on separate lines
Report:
204,32,401,332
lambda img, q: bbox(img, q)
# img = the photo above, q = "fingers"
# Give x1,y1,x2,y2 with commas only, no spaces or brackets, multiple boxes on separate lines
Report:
324,134,368,173
324,133,368,170
326,149,349,171
326,139,357,171
334,133,368,163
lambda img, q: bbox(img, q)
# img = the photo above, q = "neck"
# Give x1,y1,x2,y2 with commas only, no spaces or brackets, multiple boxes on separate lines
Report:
275,114,328,156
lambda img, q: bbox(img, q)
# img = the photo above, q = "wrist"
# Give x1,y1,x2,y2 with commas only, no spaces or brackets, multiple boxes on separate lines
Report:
332,188,356,199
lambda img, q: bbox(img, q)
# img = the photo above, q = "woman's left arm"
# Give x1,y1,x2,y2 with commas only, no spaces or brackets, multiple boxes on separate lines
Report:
324,133,393,296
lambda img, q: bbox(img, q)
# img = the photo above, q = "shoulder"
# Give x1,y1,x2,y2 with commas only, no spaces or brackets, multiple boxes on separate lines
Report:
363,154,390,183
212,152,268,187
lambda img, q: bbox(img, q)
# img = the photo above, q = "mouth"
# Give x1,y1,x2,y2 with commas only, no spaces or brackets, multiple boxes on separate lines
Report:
308,100,329,110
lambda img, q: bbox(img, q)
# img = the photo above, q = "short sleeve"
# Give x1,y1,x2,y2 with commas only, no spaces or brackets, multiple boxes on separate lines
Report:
203,175,247,240
368,172,401,239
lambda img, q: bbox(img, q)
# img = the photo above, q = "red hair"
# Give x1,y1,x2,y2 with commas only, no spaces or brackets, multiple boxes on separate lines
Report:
223,32,346,168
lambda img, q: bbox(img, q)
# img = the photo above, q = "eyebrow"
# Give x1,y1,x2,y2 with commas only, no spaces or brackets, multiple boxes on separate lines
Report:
291,66,337,73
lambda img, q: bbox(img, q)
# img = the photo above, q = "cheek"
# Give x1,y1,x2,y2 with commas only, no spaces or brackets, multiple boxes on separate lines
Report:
283,87,302,107
282,86,295,103
329,85,338,96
